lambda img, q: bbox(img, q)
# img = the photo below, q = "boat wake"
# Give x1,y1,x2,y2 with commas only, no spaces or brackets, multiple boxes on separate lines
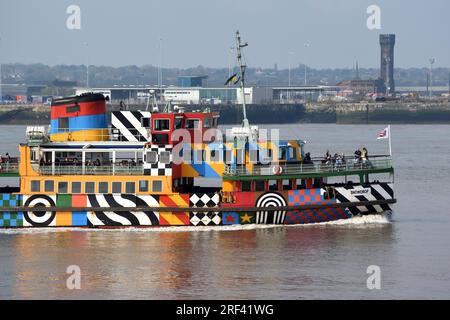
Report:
0,213,391,234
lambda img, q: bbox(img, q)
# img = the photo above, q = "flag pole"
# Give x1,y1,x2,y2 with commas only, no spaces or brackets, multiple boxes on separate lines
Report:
388,125,392,156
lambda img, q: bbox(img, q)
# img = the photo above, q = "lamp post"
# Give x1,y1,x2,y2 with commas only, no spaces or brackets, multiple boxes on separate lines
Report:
429,58,435,98
304,43,310,85
288,51,294,102
84,42,89,89
0,36,2,104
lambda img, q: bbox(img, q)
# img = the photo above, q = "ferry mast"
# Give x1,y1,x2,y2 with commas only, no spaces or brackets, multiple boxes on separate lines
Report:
235,30,249,128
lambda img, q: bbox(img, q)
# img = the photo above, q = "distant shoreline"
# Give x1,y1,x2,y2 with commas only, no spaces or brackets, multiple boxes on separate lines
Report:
1,101,450,125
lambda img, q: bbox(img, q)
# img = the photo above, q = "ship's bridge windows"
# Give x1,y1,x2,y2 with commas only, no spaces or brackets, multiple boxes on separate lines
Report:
268,179,278,191
30,180,41,192
58,182,68,194
154,119,170,131
44,180,54,192
72,182,81,194
160,151,171,164
254,180,265,192
145,151,158,164
152,180,162,192
99,182,108,194
112,182,122,194
139,180,149,192
85,182,95,194
186,119,200,129
152,134,169,144
174,117,183,129
126,182,135,194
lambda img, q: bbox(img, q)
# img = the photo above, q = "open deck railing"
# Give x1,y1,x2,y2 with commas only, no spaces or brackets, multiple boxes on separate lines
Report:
224,155,393,177
37,164,144,176
0,162,20,175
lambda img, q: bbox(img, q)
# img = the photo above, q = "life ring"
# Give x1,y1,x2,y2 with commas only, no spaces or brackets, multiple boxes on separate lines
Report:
272,165,283,175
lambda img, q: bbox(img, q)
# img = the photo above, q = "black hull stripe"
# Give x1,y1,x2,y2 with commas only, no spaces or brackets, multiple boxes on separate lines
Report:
380,183,394,198
370,187,391,211
103,195,141,226
88,195,122,226
123,194,159,226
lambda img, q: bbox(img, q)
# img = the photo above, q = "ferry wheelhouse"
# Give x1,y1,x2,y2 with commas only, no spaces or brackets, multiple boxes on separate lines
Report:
0,32,395,229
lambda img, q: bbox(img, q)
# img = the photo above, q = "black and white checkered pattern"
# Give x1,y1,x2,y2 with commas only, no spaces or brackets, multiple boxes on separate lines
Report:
143,145,172,176
189,193,221,226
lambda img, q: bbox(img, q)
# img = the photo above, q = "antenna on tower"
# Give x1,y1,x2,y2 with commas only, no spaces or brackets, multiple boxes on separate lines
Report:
235,30,249,128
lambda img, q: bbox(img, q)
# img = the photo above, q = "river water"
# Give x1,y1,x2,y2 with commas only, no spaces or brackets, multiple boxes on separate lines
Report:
0,124,449,299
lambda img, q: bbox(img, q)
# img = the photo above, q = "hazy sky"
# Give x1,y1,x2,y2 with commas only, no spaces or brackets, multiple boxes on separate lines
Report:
0,0,449,69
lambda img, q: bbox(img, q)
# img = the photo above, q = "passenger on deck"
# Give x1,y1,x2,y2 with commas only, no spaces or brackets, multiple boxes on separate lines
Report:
323,150,332,165
361,147,369,163
354,149,362,164
5,153,10,163
303,152,312,164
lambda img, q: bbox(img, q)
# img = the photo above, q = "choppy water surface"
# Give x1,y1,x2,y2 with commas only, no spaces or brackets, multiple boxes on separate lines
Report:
0,124,449,299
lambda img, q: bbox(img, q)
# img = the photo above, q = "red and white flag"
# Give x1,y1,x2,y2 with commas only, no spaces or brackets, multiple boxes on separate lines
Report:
377,127,389,140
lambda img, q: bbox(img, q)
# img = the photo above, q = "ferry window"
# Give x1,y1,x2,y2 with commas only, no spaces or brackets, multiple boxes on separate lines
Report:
59,117,69,131
139,180,149,192
112,182,122,194
152,134,169,144
160,151,171,164
152,180,162,192
241,181,252,192
66,104,80,113
126,182,135,194
279,147,287,160
194,149,204,163
255,180,265,192
249,150,259,163
99,182,108,194
58,182,68,194
203,118,212,128
268,179,278,191
282,179,293,190
141,118,151,128
44,180,54,192
146,151,158,163
313,178,322,188
154,119,170,131
85,182,95,194
210,150,220,162
296,179,306,190
236,149,245,165
224,150,232,164
186,119,200,129
30,180,41,192
72,182,81,194
290,147,297,159
174,117,183,129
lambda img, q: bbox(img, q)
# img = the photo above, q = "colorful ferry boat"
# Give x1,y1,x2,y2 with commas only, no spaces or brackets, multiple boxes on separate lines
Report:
0,32,395,229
